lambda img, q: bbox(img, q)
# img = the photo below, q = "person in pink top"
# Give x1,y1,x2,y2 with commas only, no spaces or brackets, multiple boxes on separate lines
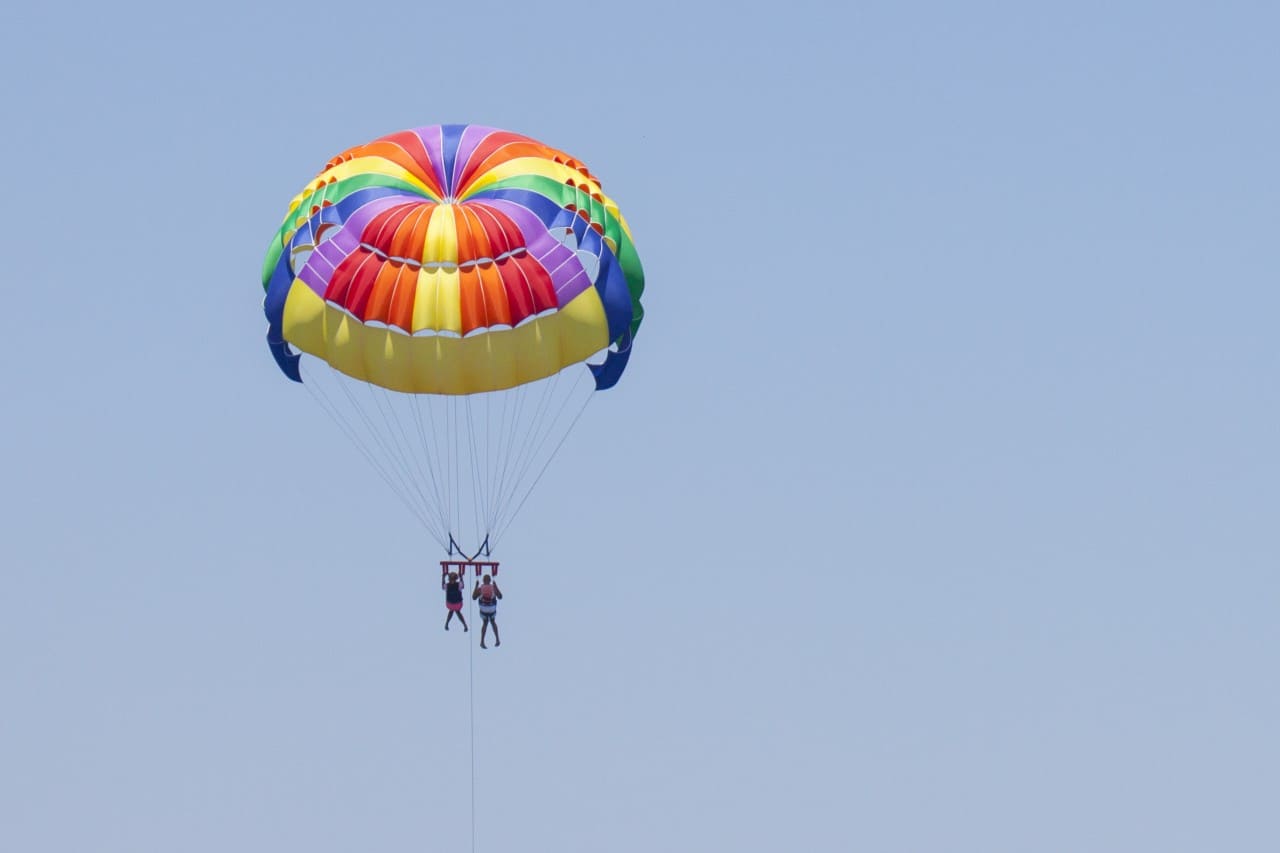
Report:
472,574,503,648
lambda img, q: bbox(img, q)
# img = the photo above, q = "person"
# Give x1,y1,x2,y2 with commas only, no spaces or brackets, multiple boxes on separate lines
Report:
443,571,468,632
472,574,502,648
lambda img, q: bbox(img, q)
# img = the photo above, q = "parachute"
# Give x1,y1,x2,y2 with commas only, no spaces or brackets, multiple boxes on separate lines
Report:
262,124,644,557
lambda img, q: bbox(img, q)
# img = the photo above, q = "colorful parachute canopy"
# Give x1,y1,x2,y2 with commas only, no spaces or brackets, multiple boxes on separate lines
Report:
263,124,644,395
262,125,644,556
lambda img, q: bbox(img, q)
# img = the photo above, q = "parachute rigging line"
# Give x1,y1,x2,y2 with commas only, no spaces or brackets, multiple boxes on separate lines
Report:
335,376,439,537
302,377,444,544
494,371,595,543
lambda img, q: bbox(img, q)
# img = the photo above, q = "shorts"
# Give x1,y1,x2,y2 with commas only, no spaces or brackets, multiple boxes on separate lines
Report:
446,601,463,612
479,601,497,618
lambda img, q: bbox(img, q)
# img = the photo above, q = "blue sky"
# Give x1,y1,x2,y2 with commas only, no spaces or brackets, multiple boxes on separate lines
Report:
2,2,1277,851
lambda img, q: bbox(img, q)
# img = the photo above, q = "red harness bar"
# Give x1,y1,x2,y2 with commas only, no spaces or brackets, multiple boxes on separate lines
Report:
440,561,500,588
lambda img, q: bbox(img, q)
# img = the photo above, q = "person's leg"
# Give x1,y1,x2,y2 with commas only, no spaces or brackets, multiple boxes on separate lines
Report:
445,610,453,629
459,612,468,631
492,619,500,647
480,617,489,648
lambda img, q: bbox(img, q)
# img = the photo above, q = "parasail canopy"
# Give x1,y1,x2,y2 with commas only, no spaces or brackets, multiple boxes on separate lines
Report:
263,124,644,395
261,125,645,556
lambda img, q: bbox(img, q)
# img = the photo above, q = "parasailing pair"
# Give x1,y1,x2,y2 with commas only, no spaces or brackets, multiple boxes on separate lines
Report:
261,124,645,574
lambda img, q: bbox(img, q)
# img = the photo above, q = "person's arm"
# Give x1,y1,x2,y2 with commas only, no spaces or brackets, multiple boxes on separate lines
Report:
472,584,480,600
494,582,502,599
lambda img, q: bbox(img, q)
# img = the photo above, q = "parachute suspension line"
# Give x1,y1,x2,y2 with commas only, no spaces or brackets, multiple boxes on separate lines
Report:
494,369,595,542
442,396,455,547
490,385,517,527
451,397,464,550
477,396,491,550
409,392,450,538
366,386,442,540
489,380,535,529
303,375,445,546
517,367,577,482
334,379,427,515
485,392,499,541
485,386,518,530
353,385,444,546
502,369,594,536
491,379,527,522
304,379,413,519
304,360,595,558
402,389,452,545
424,394,452,541
463,397,487,552
456,398,466,549
368,384,440,538
500,371,560,505
493,368,574,525
482,392,495,538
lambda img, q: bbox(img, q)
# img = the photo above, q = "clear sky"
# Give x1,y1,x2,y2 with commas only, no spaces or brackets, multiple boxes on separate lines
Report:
2,2,1277,851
